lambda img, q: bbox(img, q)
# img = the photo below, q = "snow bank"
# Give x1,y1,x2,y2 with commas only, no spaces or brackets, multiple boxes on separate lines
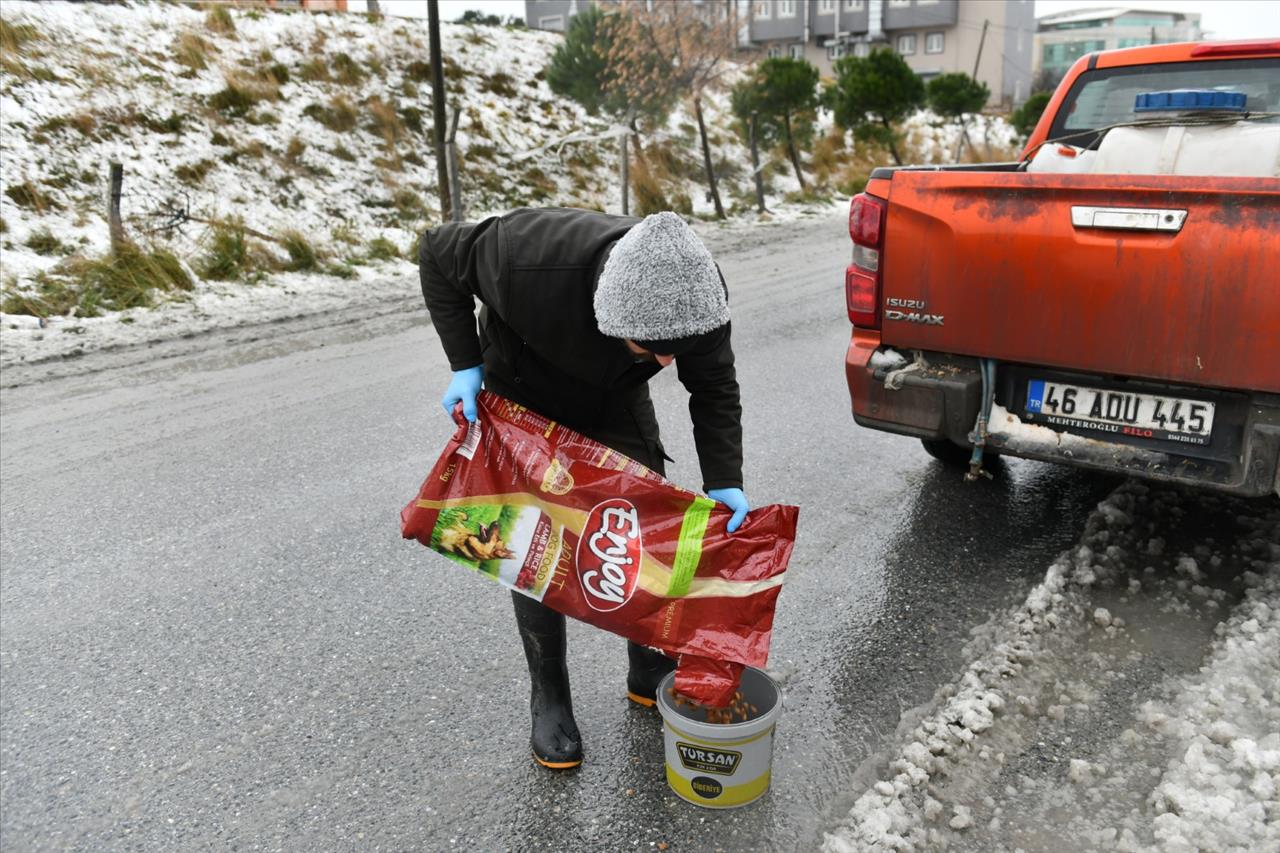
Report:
822,484,1280,852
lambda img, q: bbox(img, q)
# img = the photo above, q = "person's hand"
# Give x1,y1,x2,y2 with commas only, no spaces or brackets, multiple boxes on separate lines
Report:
707,487,749,534
442,366,483,422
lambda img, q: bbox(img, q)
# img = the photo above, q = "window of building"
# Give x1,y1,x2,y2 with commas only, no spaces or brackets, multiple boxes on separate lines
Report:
889,0,912,7
753,1,771,20
790,43,805,59
1041,39,1107,69
917,0,940,5
925,32,943,53
768,44,785,58
818,0,836,14
828,42,848,60
897,33,917,55
538,15,564,30
844,0,864,10
778,0,797,18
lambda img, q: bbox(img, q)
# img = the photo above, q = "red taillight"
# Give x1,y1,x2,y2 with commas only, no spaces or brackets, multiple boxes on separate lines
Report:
846,193,886,328
1190,40,1280,57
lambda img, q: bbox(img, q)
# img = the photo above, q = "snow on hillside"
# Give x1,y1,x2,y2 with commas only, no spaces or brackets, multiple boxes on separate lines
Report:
0,1,1010,369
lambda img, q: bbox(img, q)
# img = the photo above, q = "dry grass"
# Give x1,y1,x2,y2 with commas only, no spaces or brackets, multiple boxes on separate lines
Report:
0,17,40,54
298,58,330,82
285,136,306,164
4,181,61,213
174,31,214,70
405,60,431,82
209,69,279,117
331,52,365,86
303,95,358,133
195,221,277,281
481,72,517,98
1,243,192,318
175,158,217,185
279,230,319,271
204,4,236,37
366,97,405,149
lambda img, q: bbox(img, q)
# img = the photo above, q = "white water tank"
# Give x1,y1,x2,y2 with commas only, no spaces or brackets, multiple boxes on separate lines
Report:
1092,122,1280,177
1027,87,1280,178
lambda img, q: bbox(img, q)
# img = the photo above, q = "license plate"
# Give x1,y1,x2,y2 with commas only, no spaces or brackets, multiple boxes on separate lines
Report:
1025,380,1216,446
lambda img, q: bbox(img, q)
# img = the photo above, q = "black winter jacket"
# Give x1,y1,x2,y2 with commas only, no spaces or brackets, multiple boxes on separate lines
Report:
418,207,743,491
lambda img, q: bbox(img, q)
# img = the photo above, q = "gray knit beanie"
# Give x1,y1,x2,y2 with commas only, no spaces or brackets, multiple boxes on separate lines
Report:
594,212,730,340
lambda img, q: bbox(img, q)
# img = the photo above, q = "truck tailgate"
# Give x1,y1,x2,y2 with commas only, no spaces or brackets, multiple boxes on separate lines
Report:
880,172,1280,392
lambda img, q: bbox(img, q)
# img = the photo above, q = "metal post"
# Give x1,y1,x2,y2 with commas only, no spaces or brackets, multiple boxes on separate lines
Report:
427,0,452,221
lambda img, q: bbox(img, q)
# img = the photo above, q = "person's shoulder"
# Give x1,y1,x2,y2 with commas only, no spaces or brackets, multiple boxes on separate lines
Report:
501,207,639,229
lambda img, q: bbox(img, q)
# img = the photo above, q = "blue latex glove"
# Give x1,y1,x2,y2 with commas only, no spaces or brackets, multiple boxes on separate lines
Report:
441,365,483,422
707,487,749,534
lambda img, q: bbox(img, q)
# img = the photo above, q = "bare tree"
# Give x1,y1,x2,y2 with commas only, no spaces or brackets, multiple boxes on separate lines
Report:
605,1,737,219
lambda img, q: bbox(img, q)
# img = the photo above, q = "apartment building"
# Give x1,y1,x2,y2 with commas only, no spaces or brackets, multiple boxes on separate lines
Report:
1035,7,1203,82
524,0,738,33
748,0,1035,106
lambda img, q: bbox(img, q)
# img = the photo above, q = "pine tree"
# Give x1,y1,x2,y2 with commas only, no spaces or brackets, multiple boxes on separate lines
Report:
825,49,925,166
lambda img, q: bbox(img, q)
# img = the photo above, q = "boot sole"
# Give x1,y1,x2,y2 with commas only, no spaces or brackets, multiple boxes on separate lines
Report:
533,752,582,770
626,690,657,708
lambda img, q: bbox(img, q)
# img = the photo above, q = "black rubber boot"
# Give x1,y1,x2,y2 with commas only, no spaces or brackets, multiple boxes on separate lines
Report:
512,592,582,768
626,641,677,708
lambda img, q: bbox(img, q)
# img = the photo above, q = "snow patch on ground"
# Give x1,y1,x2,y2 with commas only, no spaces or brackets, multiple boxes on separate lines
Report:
822,484,1280,852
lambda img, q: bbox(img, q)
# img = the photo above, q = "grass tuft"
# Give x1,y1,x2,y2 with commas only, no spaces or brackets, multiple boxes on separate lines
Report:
262,61,290,85
366,97,405,148
210,70,279,117
205,5,236,37
174,31,214,70
298,58,330,82
482,72,517,98
303,95,358,133
175,159,217,185
194,221,280,281
1,244,192,318
280,230,319,272
331,52,366,86
5,181,61,212
25,227,67,256
0,18,40,55
404,60,431,82
366,236,400,261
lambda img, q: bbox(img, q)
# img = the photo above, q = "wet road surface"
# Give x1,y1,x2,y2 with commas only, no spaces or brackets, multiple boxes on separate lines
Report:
2,214,1128,850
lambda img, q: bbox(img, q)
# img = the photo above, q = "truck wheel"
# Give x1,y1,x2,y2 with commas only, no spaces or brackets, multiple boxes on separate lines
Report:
921,438,980,467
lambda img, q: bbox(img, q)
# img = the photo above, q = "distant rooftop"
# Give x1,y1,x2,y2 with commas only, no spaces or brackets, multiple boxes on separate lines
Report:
1037,6,1200,27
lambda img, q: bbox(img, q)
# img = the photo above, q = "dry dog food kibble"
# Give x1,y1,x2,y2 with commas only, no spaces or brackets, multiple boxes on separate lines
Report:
401,392,799,706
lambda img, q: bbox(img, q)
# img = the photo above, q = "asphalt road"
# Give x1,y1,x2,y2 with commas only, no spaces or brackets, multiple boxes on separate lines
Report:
1,213,1124,851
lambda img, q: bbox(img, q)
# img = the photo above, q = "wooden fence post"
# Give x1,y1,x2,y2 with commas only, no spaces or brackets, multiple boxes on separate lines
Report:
108,162,126,250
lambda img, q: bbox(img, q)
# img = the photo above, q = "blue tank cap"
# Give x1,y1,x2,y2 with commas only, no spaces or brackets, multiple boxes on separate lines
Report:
1134,89,1247,112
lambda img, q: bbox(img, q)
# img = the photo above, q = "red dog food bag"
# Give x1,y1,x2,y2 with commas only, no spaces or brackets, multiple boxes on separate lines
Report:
401,391,799,706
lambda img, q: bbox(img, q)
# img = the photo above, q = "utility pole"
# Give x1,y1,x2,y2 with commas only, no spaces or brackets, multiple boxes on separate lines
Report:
427,0,453,221
953,18,989,162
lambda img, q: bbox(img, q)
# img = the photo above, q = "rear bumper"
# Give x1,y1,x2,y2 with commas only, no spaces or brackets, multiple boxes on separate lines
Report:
846,337,1280,498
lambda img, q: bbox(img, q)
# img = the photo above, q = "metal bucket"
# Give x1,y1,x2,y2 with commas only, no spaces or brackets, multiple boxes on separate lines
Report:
656,667,782,808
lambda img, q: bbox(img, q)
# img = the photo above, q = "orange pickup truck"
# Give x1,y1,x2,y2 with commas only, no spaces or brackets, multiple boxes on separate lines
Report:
844,40,1280,497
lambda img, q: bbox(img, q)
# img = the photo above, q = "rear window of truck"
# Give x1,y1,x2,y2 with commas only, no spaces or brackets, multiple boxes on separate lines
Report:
1049,58,1280,148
